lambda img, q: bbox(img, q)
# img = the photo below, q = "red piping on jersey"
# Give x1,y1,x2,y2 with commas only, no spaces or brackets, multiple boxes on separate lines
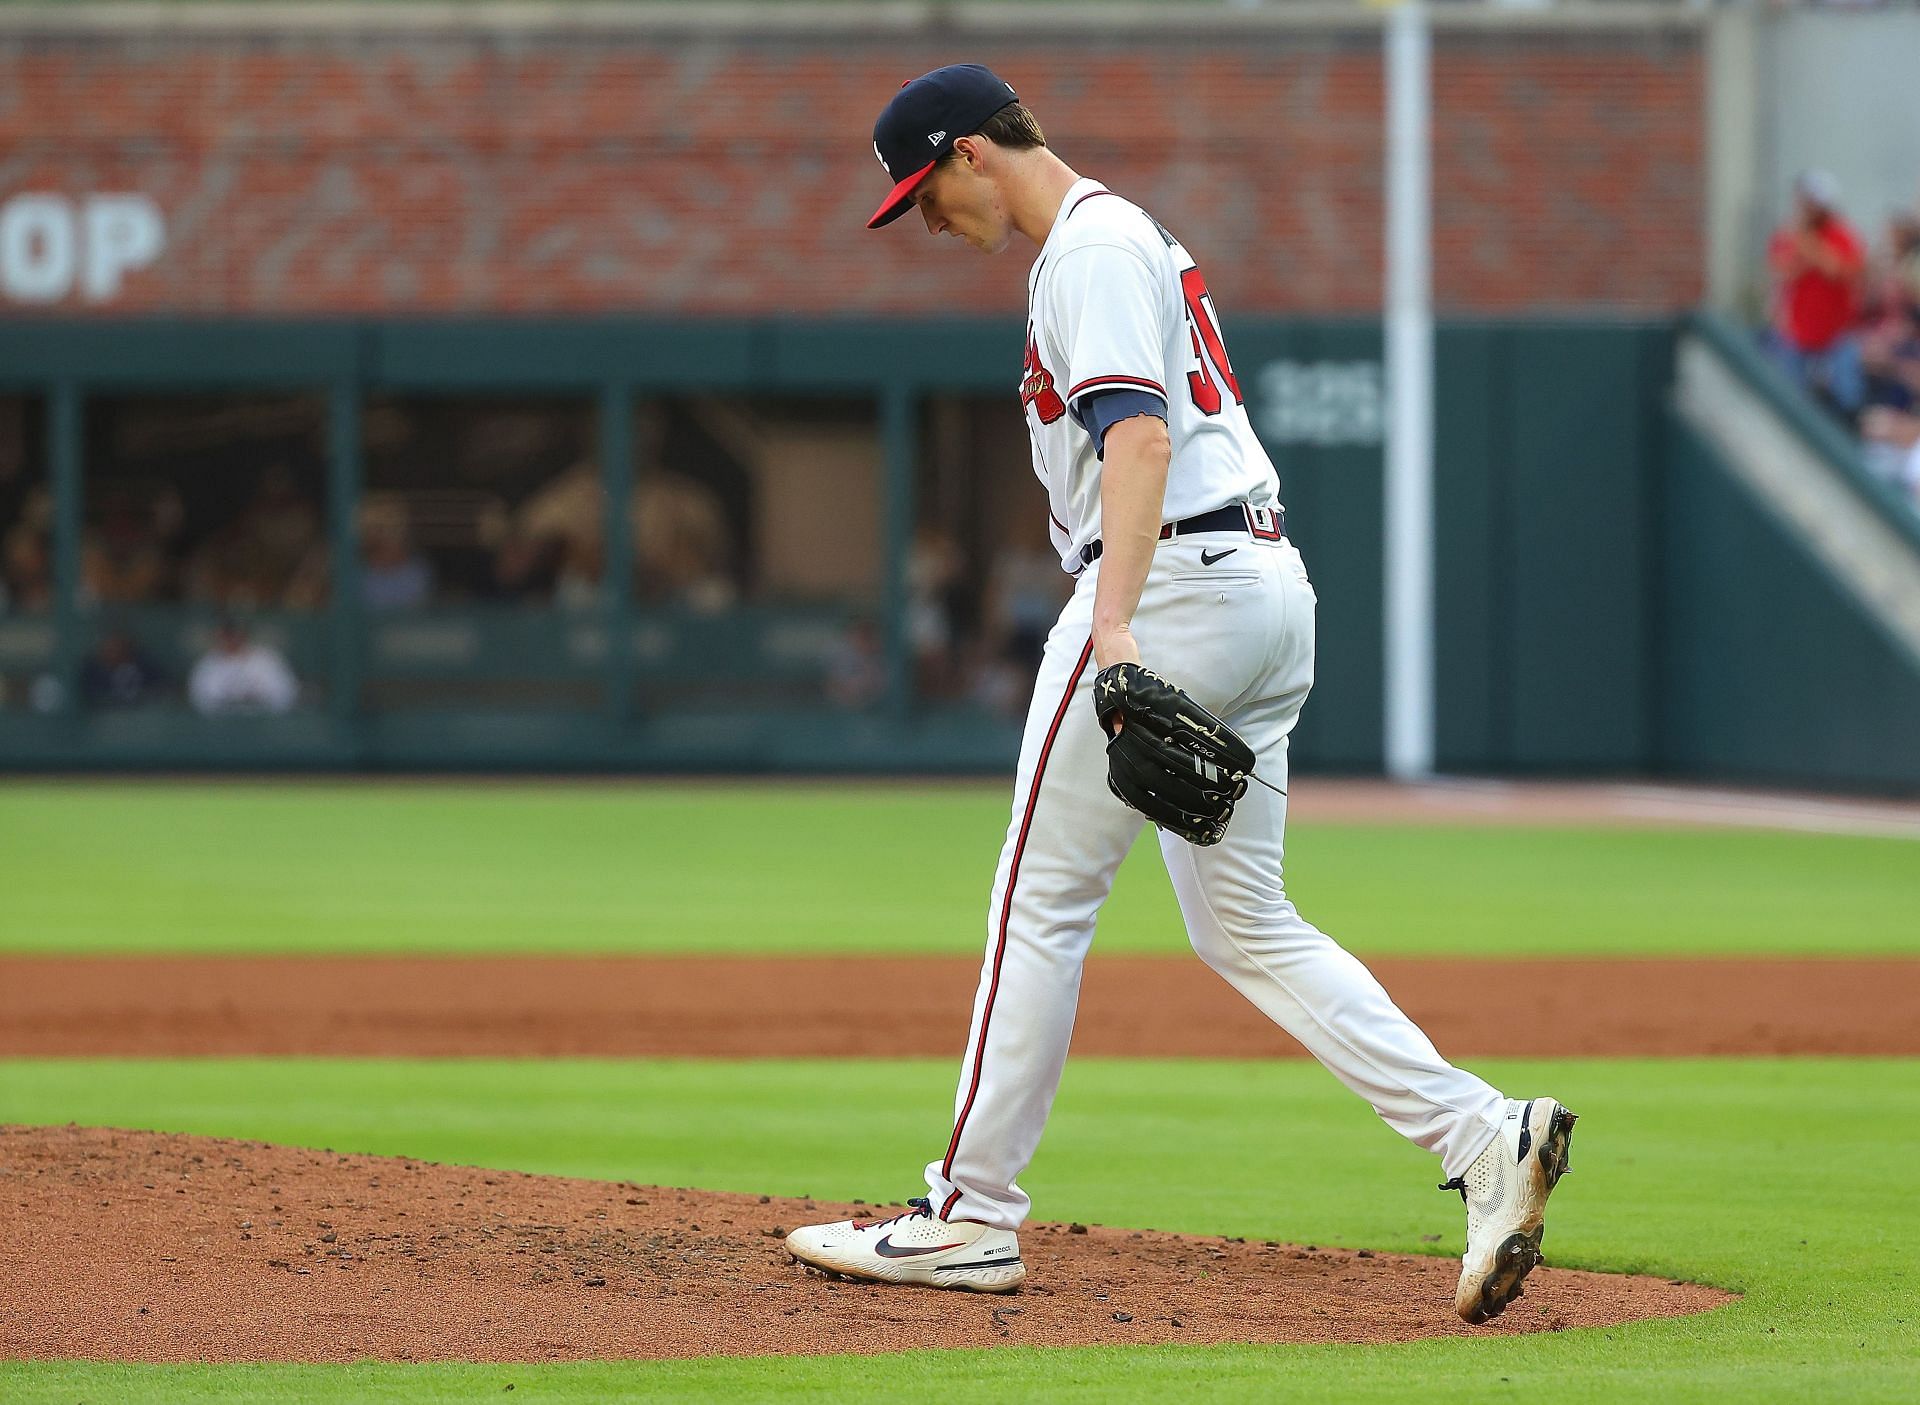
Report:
1066,189,1122,220
940,635,1097,1220
1030,190,1127,290
1066,373,1167,400
1047,507,1067,534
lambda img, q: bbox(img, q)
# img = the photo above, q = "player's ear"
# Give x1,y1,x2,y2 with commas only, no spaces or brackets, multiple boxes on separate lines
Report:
951,135,987,172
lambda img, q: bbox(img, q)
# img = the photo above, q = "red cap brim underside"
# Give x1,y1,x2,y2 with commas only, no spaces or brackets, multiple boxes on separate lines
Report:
867,159,938,229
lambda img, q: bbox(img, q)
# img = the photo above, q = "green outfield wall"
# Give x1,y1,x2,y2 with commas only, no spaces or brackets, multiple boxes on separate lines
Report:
0,315,1914,788
1659,318,1920,793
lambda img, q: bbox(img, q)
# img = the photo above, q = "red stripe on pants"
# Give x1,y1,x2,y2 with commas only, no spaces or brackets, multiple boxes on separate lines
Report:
941,636,1097,1219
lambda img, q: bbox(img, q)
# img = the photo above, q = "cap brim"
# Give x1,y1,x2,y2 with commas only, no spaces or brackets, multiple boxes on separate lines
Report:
867,159,938,229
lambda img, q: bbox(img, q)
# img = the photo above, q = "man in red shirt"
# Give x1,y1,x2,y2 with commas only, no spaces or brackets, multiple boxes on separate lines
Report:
1767,169,1867,418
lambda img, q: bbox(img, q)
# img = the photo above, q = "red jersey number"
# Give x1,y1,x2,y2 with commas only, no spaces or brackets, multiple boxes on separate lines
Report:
1180,267,1242,417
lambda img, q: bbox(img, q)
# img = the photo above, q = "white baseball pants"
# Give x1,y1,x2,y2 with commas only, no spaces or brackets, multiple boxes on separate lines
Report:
924,532,1508,1229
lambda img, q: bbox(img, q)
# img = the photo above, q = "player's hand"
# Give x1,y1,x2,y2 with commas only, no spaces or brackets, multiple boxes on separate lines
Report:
1093,625,1142,672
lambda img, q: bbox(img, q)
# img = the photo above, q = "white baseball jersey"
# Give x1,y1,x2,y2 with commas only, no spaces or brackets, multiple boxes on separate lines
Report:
1019,178,1283,571
917,176,1511,1239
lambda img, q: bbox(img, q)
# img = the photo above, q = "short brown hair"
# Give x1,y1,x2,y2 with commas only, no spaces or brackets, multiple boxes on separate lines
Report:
973,102,1046,151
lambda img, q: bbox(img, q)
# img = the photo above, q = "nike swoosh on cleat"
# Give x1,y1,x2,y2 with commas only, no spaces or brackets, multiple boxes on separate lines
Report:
874,1235,968,1258
932,1257,1024,1271
1200,547,1238,566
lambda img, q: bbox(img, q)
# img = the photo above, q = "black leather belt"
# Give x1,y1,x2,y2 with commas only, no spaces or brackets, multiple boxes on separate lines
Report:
1079,503,1286,568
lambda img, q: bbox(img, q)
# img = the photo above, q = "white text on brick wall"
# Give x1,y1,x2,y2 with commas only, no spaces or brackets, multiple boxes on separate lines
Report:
0,195,164,305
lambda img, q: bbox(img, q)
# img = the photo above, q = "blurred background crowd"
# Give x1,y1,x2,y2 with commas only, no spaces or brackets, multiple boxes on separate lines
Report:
0,392,1066,717
1,0,1916,791
1764,169,1920,498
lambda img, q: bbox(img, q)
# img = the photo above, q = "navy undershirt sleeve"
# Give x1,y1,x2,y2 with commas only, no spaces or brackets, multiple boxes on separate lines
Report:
1072,388,1169,460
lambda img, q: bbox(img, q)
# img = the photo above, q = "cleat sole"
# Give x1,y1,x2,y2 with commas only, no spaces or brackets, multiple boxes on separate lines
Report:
788,1249,1025,1294
1540,1106,1577,1187
930,1260,1027,1294
1466,1230,1545,1324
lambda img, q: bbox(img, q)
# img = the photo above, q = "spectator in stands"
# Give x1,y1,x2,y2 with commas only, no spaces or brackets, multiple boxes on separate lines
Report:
359,494,433,610
80,629,168,709
554,536,606,610
983,542,1070,676
825,616,888,711
515,460,744,610
514,461,602,568
511,460,609,609
187,619,299,716
81,490,173,604
1861,301,1920,412
636,471,737,611
968,637,1033,721
186,465,322,608
1,518,53,613
1873,209,1920,315
1856,211,1920,500
482,529,562,603
907,525,963,698
1767,169,1868,421
1860,406,1920,506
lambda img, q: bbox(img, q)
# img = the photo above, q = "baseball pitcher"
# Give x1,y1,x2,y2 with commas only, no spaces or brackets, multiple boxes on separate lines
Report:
786,64,1577,1325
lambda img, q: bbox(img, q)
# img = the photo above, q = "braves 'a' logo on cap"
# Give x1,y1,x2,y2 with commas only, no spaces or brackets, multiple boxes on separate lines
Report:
874,141,891,176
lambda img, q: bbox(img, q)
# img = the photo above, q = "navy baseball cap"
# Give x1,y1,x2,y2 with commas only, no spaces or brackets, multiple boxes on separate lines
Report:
867,64,1020,230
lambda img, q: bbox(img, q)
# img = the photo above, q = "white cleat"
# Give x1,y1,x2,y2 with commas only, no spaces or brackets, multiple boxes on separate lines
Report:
785,1196,1026,1294
1445,1097,1578,1324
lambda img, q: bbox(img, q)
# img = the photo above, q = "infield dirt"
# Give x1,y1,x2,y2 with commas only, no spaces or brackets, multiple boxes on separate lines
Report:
4,954,1914,1058
0,1125,1732,1362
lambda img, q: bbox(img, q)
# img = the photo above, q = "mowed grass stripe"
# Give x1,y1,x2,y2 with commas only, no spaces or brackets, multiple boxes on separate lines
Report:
3,783,1916,957
1,1056,1916,1402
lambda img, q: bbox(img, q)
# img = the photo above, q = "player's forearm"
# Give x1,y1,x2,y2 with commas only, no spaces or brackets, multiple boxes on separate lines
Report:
1091,415,1172,669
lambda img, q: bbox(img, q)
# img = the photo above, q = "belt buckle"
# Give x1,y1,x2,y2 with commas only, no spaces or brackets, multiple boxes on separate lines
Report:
1245,505,1284,542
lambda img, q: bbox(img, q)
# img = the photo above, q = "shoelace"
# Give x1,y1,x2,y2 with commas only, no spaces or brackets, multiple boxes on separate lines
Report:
1437,1177,1467,1202
852,1196,935,1232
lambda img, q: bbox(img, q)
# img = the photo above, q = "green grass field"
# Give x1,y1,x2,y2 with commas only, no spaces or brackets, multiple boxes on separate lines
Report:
3,783,1917,957
3,781,1917,1401
1,1056,1915,1402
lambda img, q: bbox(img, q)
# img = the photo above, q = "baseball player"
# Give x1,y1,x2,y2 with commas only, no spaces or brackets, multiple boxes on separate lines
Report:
786,65,1577,1325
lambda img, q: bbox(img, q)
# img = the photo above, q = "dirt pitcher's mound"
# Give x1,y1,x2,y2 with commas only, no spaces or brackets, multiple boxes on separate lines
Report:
0,1126,1729,1362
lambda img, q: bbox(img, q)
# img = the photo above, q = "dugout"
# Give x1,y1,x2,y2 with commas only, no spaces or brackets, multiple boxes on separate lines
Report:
3,312,1915,788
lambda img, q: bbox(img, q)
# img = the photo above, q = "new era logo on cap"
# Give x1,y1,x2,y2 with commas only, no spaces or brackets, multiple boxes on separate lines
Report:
866,64,1019,229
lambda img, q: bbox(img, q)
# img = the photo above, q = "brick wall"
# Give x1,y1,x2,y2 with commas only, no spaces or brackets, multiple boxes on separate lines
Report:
0,18,1703,318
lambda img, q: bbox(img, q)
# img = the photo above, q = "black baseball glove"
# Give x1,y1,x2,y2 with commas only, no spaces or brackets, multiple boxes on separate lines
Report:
1091,662,1256,846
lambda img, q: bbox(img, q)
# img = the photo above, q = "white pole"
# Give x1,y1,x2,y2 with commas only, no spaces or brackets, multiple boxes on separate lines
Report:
1384,0,1435,781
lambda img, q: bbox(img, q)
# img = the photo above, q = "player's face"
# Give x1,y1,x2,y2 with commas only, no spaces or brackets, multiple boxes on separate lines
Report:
912,150,1012,254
